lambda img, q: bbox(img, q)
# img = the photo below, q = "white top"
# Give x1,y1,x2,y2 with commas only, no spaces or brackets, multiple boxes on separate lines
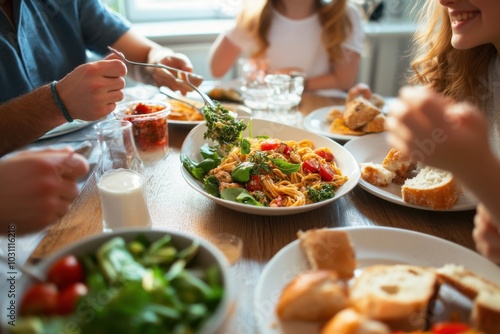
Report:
485,55,500,157
226,3,364,78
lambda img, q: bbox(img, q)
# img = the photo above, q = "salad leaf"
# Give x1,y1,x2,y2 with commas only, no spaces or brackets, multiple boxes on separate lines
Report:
268,157,300,175
221,188,263,206
203,175,220,197
231,161,254,183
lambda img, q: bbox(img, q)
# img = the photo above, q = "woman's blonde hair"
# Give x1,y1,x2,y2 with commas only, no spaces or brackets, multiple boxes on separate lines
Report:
236,0,353,66
410,0,496,105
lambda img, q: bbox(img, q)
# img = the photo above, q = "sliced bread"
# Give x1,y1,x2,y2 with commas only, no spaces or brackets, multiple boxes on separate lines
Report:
297,228,357,279
321,308,391,334
401,166,460,210
276,270,349,321
382,148,417,184
349,265,440,331
471,290,500,334
360,162,395,187
343,97,381,130
435,264,500,299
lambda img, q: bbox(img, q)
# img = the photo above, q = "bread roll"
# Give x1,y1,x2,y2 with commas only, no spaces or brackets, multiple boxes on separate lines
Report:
360,163,395,187
349,265,440,331
471,290,500,334
381,148,417,184
276,270,349,321
361,114,386,133
321,308,391,334
297,228,357,279
343,97,381,129
401,166,460,210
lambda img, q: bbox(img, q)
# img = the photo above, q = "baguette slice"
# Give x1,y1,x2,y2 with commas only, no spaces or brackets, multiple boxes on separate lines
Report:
435,264,500,299
360,162,395,187
349,265,440,331
401,166,460,210
361,114,386,133
471,290,500,334
321,308,391,334
297,228,357,279
276,270,349,321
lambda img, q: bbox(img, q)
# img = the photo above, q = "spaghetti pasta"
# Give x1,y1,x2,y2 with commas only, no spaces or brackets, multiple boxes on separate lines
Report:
208,137,348,207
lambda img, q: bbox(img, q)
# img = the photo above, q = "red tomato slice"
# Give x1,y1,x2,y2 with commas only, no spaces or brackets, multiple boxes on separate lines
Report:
246,174,262,191
314,148,334,162
57,282,88,315
432,322,472,334
47,255,85,290
302,159,319,174
318,164,335,181
260,139,280,151
20,283,58,316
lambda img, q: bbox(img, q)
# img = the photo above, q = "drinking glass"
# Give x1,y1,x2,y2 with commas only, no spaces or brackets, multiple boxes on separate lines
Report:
114,100,171,164
94,120,151,232
239,59,274,120
264,74,301,125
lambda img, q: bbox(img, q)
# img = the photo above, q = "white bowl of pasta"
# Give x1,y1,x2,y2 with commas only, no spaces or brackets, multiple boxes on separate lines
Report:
180,118,360,216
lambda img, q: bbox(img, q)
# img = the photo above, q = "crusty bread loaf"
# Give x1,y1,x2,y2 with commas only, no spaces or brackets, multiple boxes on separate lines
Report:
471,290,500,334
360,162,395,187
349,265,440,331
401,166,460,210
382,148,417,184
321,308,391,334
297,228,357,279
435,264,500,299
343,97,381,129
276,270,349,321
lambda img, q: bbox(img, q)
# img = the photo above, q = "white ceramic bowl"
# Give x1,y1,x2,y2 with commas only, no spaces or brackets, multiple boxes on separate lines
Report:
180,118,360,216
13,228,233,334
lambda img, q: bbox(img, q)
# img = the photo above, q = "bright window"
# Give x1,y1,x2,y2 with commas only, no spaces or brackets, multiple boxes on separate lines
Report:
122,0,240,23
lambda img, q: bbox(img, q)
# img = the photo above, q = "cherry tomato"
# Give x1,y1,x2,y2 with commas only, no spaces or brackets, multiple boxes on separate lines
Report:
246,174,262,191
314,148,334,162
432,322,471,334
260,139,280,151
318,164,335,181
282,145,292,156
57,282,88,315
302,159,319,174
47,255,85,290
20,283,58,316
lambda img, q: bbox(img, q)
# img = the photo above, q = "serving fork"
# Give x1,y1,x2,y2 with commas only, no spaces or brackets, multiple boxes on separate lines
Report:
107,46,217,108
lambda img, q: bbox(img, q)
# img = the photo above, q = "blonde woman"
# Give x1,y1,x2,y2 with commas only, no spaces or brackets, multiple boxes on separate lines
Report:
387,0,500,263
208,0,364,91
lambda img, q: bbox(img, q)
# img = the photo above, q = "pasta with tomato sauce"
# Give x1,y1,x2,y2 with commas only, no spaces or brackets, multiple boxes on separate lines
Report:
207,137,348,207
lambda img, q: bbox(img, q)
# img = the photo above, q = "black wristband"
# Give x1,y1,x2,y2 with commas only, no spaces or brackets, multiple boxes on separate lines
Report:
50,81,73,123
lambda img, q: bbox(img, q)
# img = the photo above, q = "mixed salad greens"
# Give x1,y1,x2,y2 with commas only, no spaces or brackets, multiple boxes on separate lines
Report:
14,234,224,334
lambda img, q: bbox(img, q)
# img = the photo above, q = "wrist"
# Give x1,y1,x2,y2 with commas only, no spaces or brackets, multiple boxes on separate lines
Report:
50,81,73,122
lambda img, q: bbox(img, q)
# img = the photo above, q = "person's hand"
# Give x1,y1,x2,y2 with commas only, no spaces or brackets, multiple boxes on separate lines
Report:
151,53,203,95
473,203,500,264
56,55,128,121
0,148,89,235
386,86,490,172
346,82,372,103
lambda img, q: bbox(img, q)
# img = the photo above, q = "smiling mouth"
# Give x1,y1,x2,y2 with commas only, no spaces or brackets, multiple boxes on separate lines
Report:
450,12,479,24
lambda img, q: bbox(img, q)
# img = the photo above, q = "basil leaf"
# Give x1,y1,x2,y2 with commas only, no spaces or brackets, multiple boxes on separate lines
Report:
221,188,263,206
269,158,300,175
240,139,251,155
181,154,206,180
203,175,220,197
200,144,219,160
231,161,254,182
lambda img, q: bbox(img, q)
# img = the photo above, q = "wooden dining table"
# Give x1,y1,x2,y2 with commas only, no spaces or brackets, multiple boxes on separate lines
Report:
28,91,477,333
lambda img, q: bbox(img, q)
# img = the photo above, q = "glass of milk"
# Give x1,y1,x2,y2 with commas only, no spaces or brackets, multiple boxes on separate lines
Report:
94,120,151,231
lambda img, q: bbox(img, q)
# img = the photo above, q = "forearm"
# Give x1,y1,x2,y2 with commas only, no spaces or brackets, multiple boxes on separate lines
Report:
454,151,500,228
0,84,66,156
305,73,355,91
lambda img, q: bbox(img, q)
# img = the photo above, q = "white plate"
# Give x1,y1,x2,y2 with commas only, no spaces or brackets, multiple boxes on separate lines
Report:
344,132,477,211
302,106,367,142
180,118,360,216
254,226,500,334
39,120,95,139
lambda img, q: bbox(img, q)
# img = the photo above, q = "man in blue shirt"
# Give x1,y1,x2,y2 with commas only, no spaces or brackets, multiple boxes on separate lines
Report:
0,0,200,155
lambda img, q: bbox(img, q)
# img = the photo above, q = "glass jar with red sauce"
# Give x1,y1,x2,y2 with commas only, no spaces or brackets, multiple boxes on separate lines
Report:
114,100,171,163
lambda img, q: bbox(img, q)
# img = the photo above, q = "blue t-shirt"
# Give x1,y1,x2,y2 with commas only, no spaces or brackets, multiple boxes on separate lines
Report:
0,0,130,102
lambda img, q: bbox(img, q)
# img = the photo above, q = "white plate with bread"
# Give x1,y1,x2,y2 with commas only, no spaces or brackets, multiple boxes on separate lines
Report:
344,132,477,211
254,226,500,334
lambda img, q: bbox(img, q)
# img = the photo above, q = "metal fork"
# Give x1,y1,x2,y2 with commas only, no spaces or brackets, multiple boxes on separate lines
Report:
107,46,217,108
